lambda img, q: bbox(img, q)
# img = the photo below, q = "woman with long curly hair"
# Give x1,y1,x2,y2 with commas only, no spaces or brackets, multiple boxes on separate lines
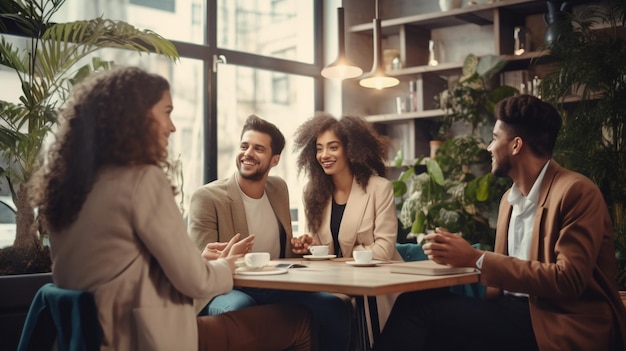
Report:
30,66,314,351
290,113,401,261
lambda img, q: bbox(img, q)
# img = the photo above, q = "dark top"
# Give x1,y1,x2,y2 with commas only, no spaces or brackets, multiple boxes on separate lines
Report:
330,199,346,257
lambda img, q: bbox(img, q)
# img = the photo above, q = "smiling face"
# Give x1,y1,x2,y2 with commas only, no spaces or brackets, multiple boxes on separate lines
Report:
316,129,349,177
150,90,175,149
487,120,515,177
236,130,279,181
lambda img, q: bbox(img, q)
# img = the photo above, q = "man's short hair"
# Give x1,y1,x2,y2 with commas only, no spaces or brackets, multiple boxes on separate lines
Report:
240,114,286,156
494,94,562,157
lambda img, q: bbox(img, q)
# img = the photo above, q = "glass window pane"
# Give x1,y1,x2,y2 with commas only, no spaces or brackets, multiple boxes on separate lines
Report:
53,0,206,44
217,65,314,235
44,45,205,218
217,0,314,64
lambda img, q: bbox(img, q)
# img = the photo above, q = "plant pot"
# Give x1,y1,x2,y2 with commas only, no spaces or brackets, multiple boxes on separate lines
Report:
620,291,626,307
430,140,443,159
0,272,53,350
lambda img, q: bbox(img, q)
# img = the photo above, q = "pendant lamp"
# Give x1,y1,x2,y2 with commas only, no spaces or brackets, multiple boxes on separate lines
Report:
321,7,363,80
359,0,399,89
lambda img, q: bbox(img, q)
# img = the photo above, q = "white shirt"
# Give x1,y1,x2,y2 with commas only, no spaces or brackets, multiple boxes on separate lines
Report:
504,160,550,296
239,187,281,259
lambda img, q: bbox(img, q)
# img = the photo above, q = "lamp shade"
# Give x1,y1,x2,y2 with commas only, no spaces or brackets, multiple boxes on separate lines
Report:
321,7,363,80
359,18,399,89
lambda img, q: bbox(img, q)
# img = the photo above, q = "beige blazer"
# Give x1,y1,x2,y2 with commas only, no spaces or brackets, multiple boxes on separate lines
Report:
311,176,401,261
480,161,626,351
188,174,296,257
51,166,233,351
188,174,297,312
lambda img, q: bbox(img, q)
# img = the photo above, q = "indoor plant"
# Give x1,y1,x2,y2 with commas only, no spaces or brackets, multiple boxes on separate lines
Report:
0,0,179,273
540,0,626,290
393,53,516,248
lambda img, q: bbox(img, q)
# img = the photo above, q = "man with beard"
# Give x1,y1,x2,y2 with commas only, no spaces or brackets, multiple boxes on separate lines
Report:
374,95,626,351
188,115,353,351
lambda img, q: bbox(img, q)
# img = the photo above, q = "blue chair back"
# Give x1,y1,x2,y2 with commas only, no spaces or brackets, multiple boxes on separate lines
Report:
17,283,102,351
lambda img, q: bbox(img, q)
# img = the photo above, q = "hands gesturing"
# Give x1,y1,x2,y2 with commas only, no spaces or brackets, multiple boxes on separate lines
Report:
291,234,314,255
201,233,256,271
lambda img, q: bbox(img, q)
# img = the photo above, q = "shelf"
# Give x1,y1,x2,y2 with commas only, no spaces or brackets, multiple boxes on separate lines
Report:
350,0,547,34
387,61,463,78
365,109,445,123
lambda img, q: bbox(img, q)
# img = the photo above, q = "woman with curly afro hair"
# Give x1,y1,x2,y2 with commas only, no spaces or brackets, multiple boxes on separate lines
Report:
290,113,401,262
30,66,314,351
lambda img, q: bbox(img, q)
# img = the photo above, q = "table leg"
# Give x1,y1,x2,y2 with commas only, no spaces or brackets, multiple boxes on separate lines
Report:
367,296,380,345
353,296,371,351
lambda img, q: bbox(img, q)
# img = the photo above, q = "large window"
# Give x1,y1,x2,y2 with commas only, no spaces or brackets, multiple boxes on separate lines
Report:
42,0,322,224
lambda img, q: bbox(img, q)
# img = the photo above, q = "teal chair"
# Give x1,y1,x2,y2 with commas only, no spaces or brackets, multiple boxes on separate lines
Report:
17,283,102,351
395,243,486,298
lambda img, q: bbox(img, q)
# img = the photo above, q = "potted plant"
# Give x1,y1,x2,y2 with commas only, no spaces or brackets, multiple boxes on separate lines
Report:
393,53,517,248
0,1,178,347
540,0,626,291
0,0,178,272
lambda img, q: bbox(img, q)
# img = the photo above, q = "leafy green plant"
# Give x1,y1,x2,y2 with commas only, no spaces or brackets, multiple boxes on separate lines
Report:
394,53,516,248
393,136,511,249
438,54,517,136
0,0,178,271
540,0,626,289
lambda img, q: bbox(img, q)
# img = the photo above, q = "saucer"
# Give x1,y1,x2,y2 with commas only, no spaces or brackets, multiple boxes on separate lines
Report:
303,254,337,261
235,266,288,275
345,260,383,267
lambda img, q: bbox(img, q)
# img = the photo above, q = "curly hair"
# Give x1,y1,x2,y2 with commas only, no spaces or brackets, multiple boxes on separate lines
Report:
293,112,388,233
30,66,171,232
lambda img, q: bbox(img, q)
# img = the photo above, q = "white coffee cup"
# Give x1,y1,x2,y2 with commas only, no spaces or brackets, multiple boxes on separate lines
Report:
353,250,373,264
309,245,329,256
244,252,270,269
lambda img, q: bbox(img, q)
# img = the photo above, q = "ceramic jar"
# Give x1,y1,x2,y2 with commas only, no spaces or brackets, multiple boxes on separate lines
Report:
439,0,463,12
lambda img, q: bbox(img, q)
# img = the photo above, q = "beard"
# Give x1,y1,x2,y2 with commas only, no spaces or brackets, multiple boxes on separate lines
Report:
492,154,512,178
237,157,270,181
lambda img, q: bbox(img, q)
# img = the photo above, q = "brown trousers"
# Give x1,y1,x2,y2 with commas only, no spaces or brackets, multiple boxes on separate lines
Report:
197,303,316,351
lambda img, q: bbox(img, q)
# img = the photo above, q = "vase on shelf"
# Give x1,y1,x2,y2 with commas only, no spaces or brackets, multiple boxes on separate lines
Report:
544,0,572,45
439,0,462,12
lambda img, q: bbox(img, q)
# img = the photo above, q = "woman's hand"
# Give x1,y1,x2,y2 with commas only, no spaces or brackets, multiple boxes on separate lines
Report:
201,233,255,262
291,234,314,255
201,242,229,261
224,234,255,258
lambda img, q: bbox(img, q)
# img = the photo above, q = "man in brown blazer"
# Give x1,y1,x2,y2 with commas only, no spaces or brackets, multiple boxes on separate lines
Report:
188,115,353,351
375,94,626,351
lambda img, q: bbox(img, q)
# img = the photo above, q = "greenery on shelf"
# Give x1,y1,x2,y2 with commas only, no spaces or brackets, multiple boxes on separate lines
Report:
393,137,511,249
540,0,626,289
437,54,518,137
0,0,179,274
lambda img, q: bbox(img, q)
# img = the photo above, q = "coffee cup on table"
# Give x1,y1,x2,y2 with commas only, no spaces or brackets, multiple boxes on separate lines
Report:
309,245,329,256
353,250,373,264
244,252,270,269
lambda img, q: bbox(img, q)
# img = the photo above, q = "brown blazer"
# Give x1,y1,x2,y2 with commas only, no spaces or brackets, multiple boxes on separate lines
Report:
311,176,402,261
480,161,626,351
51,166,233,351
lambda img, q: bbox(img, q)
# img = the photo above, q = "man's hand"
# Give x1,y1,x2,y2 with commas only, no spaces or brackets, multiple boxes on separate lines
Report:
291,234,314,255
201,233,255,261
422,227,482,267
